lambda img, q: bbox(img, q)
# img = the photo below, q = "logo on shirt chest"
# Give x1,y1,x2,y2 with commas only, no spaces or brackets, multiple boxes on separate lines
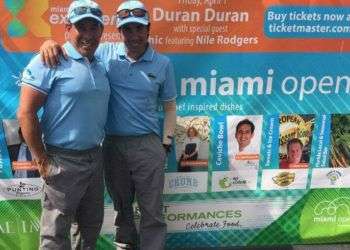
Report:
147,73,156,79
22,69,35,81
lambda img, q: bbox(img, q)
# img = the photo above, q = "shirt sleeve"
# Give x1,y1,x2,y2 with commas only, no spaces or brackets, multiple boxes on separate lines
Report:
95,42,119,70
95,42,109,60
159,60,177,101
21,54,54,94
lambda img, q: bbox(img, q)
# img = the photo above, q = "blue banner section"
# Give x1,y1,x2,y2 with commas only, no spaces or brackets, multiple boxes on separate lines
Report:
211,116,228,171
261,115,280,169
0,47,33,118
169,53,350,116
311,114,332,168
265,6,350,38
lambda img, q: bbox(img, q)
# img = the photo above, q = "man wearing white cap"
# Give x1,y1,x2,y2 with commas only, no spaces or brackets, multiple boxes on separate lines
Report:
40,1,177,249
40,1,176,250
101,2,176,249
17,0,110,249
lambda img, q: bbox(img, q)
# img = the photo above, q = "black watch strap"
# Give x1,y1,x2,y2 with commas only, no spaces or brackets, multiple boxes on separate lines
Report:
163,143,172,153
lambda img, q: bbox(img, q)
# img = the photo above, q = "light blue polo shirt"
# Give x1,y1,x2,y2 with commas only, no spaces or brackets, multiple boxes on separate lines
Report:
21,42,110,150
96,42,177,136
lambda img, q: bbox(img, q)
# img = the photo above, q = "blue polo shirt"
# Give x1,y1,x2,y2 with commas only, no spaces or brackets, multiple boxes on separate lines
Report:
96,42,177,136
21,42,110,150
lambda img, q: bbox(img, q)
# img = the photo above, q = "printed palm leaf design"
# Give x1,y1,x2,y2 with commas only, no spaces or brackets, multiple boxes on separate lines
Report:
330,115,350,168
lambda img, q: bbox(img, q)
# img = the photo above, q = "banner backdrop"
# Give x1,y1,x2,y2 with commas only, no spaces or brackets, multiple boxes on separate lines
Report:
1,0,350,249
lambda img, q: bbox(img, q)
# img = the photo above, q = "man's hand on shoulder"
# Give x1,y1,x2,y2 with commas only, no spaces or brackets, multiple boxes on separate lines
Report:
40,40,68,68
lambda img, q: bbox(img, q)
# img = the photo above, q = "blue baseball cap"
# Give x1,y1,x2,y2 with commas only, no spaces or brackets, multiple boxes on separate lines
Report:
116,0,149,28
67,0,103,25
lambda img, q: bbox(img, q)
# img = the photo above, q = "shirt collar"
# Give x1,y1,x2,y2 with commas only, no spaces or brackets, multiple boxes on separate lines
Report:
63,42,83,60
117,43,154,62
63,42,101,62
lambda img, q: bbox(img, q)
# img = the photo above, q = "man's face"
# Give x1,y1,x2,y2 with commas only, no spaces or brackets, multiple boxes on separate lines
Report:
235,124,254,150
288,142,303,164
188,128,196,137
67,18,103,59
119,23,149,54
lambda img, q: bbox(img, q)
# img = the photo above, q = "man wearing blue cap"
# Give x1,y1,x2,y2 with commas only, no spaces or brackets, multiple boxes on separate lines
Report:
40,1,177,249
17,0,110,249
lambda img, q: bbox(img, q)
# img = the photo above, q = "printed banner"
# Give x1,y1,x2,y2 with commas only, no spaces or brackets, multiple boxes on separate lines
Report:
1,0,350,249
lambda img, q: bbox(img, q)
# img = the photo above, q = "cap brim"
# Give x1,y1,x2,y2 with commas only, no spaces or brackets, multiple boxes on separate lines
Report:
70,14,103,25
117,17,148,28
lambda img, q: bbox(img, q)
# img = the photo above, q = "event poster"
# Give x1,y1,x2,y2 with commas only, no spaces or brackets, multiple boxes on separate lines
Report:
1,0,350,249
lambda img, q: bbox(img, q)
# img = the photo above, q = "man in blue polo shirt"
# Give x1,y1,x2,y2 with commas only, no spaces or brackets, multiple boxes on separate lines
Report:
17,0,110,249
39,1,177,249
100,2,177,249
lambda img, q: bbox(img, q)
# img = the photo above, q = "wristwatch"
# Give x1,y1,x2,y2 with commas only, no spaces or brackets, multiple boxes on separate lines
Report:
163,135,173,153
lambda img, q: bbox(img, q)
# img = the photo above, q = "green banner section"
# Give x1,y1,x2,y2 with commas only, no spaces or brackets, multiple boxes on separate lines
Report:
0,200,116,250
0,200,40,250
248,189,350,246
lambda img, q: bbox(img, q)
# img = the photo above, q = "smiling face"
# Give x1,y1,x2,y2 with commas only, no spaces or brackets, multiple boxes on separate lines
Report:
287,142,303,164
187,127,197,138
235,124,254,151
66,18,103,60
119,22,149,59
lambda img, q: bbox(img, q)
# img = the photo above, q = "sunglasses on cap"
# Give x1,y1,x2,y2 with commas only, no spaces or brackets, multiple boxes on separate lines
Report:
73,6,103,17
117,8,147,19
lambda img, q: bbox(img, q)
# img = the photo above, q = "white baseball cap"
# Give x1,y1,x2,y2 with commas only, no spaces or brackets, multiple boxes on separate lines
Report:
116,0,149,28
67,0,103,25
